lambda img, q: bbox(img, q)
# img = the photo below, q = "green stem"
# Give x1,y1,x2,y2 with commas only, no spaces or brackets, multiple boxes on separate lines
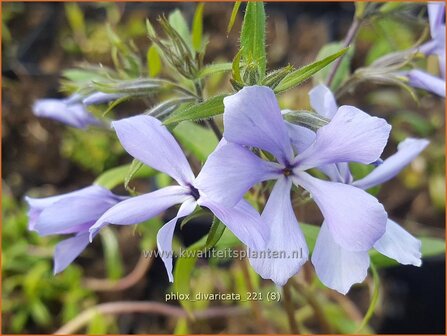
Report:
194,79,222,140
356,263,380,333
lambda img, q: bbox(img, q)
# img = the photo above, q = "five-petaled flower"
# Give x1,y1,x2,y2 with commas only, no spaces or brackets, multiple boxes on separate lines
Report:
300,85,428,293
195,85,392,286
88,115,269,282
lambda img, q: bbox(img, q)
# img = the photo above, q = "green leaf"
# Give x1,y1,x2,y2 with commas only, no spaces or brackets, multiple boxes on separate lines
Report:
192,3,205,52
240,2,266,77
87,312,110,334
164,94,226,125
30,299,51,326
232,48,244,83
100,227,124,280
93,78,171,95
94,163,155,190
174,317,191,334
261,65,294,89
169,9,193,52
227,1,242,35
173,250,200,313
205,217,226,250
301,223,320,252
124,159,145,191
198,62,232,78
172,121,218,161
314,42,354,91
65,3,86,39
147,45,162,77
275,47,349,94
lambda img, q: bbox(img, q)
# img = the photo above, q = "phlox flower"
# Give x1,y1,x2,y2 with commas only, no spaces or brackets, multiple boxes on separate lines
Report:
88,115,269,282
302,85,428,293
33,95,100,129
25,185,125,273
405,3,446,97
195,85,391,286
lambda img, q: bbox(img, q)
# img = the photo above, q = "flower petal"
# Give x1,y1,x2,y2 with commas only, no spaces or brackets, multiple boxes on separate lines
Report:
198,197,269,252
311,223,370,294
25,185,121,233
353,138,429,190
428,2,445,39
53,232,91,274
89,186,190,240
295,172,387,251
249,177,308,286
285,121,316,154
406,69,446,97
194,143,279,207
309,84,338,119
374,219,422,266
112,115,195,185
223,86,294,164
34,192,123,236
294,105,391,170
33,98,99,129
157,198,197,282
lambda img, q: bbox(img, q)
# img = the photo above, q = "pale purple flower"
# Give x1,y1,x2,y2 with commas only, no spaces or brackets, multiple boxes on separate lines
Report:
32,95,100,129
404,3,446,97
25,185,125,274
405,69,446,97
419,2,445,78
88,115,269,282
305,85,427,293
195,85,391,286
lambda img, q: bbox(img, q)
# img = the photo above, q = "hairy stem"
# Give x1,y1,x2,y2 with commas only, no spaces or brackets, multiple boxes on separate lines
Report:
194,79,223,140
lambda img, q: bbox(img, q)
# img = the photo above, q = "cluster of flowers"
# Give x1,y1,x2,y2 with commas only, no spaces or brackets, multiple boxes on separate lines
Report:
27,83,429,294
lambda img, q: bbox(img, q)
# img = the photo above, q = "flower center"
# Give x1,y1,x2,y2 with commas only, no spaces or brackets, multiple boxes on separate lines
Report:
189,184,200,200
283,168,292,176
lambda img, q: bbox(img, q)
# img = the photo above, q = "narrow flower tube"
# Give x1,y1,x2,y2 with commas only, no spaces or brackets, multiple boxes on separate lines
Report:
32,96,100,129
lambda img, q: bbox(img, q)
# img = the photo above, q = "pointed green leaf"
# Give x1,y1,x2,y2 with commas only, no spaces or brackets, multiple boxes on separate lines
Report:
94,163,155,190
205,217,226,250
275,47,349,93
198,62,232,78
232,47,244,83
314,42,354,91
147,45,162,77
227,1,242,35
169,9,192,52
173,121,218,161
192,3,205,52
164,94,226,125
240,2,266,77
100,227,123,280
